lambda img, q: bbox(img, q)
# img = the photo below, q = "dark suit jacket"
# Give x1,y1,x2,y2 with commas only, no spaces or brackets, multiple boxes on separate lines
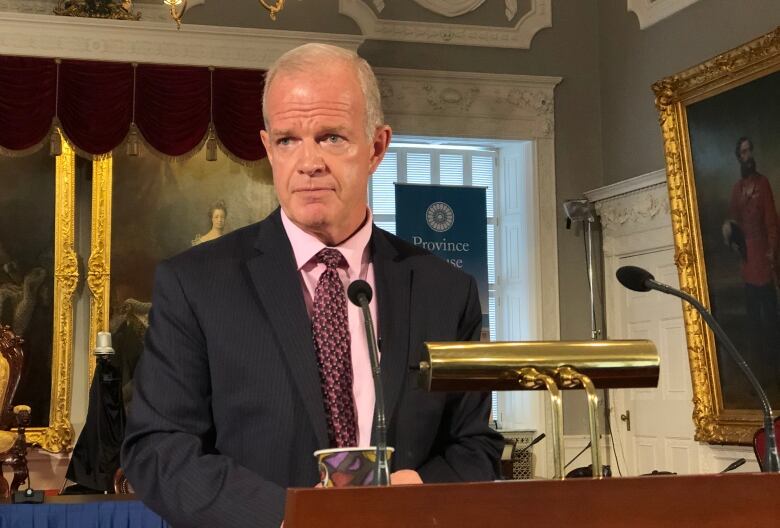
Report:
121,209,502,528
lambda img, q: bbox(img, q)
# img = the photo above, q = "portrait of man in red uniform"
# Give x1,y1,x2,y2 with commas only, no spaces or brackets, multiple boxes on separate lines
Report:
724,137,780,378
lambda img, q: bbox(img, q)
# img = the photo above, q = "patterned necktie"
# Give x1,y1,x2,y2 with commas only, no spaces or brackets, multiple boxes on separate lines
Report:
312,248,358,448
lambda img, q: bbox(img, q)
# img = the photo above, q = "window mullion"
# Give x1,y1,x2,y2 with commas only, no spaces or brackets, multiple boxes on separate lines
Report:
431,151,440,185
397,149,407,184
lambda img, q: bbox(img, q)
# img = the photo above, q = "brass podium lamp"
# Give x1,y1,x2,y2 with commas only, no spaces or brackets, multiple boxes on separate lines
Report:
419,340,659,479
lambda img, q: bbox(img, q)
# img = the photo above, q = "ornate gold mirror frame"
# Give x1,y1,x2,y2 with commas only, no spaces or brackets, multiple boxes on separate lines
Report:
653,27,780,444
27,138,77,452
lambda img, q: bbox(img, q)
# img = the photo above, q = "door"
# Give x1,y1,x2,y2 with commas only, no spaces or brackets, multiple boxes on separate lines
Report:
609,248,700,476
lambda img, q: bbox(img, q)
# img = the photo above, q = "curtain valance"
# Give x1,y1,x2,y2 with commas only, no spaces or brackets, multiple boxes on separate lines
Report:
0,56,267,163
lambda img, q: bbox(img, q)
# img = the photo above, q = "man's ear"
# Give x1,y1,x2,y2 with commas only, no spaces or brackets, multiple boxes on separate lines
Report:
368,125,392,175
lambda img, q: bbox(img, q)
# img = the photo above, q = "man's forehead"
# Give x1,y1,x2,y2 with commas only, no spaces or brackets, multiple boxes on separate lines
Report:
267,76,361,108
269,62,361,93
265,79,365,129
267,102,356,125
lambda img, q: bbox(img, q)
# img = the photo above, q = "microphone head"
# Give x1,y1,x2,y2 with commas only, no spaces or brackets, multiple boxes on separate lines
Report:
616,266,655,292
94,331,115,357
347,279,373,306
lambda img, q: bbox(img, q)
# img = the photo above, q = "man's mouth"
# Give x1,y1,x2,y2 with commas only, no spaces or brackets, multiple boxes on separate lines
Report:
294,187,334,194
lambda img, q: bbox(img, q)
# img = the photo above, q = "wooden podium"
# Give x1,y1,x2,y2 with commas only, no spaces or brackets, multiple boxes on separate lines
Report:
284,473,780,527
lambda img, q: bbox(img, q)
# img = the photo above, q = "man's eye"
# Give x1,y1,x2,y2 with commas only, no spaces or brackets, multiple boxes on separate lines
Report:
324,135,343,144
277,137,292,146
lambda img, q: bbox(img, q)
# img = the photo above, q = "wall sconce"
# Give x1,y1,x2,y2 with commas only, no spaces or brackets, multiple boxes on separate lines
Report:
260,0,285,21
165,0,285,28
164,0,186,29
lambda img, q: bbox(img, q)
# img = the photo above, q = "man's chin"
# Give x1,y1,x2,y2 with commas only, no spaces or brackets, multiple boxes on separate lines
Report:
290,210,331,231
741,160,757,176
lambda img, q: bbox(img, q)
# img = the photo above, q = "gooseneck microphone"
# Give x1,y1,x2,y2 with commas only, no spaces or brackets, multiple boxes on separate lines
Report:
516,432,546,456
720,458,746,473
347,279,389,486
616,265,780,473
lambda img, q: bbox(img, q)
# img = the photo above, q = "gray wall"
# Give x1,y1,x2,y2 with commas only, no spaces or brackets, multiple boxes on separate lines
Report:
598,0,780,185
358,2,603,344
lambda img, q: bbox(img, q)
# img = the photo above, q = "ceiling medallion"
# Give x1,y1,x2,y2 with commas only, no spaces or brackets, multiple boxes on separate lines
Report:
54,0,142,21
412,0,485,18
412,0,518,21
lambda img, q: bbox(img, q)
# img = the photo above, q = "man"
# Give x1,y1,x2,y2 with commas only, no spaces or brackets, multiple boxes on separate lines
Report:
725,137,779,372
121,43,502,528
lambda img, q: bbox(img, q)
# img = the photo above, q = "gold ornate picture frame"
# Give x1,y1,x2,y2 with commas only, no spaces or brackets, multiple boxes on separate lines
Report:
0,133,79,453
654,27,780,445
34,139,78,452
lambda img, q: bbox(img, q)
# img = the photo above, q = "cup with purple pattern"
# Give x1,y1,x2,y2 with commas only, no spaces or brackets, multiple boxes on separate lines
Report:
313,447,395,487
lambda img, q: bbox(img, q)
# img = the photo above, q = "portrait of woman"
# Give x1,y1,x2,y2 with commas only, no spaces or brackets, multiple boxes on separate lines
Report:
192,200,228,246
108,149,277,393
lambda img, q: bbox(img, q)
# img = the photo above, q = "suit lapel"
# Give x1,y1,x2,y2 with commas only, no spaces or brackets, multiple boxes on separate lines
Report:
245,211,329,448
371,228,412,436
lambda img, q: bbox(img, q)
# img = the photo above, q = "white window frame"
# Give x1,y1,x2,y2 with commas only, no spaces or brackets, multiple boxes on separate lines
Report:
368,138,541,432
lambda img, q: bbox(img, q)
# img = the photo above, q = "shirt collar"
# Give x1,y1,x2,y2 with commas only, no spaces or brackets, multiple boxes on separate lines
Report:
280,208,373,275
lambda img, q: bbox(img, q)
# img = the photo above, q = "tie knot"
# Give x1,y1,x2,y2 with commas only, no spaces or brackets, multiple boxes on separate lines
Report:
316,248,346,270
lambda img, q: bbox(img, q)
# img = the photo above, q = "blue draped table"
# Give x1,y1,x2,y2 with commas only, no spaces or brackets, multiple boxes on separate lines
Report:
0,495,169,528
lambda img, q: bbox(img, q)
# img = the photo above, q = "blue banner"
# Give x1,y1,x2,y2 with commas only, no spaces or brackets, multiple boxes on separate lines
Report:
395,183,489,332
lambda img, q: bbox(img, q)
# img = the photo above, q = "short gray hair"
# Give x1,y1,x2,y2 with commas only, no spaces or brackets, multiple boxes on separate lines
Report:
262,43,384,140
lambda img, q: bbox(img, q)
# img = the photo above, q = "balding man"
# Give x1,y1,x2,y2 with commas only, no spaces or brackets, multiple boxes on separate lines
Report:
122,43,502,528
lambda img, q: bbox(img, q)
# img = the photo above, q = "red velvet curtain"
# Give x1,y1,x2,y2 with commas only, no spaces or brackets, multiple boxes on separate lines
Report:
213,68,266,161
0,55,267,162
59,60,134,155
135,64,211,157
0,57,56,152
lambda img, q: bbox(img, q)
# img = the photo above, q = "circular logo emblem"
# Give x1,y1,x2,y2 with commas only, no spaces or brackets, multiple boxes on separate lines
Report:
426,202,455,232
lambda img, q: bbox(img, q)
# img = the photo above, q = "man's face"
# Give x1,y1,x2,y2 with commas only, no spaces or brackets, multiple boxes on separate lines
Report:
738,140,756,176
260,62,391,245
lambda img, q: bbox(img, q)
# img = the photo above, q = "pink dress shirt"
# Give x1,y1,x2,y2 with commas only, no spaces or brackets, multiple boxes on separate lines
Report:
280,209,379,447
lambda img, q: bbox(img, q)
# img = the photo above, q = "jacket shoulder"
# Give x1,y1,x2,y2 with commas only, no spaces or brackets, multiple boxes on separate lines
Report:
165,219,264,272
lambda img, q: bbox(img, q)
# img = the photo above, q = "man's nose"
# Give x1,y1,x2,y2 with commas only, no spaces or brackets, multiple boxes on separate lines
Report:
298,140,326,175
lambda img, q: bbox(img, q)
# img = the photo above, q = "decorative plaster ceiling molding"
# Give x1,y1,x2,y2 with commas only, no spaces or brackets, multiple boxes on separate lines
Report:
340,0,551,49
375,67,561,139
411,0,486,18
584,169,666,202
594,184,670,236
0,12,364,69
627,0,701,30
585,170,670,236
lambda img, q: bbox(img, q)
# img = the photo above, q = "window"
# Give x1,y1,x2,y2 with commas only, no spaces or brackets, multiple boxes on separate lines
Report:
369,142,501,423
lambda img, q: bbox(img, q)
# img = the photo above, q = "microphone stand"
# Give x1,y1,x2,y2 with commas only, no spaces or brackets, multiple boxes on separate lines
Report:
354,290,390,486
646,278,780,473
